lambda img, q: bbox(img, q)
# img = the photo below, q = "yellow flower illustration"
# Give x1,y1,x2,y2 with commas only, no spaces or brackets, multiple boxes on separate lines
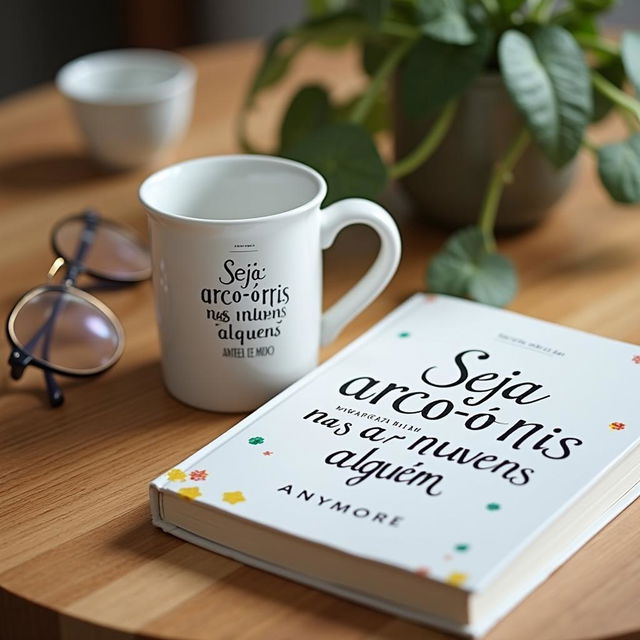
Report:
222,491,246,505
445,572,468,587
167,468,187,482
178,487,202,501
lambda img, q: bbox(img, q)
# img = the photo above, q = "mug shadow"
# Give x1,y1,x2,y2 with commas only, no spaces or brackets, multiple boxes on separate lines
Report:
0,152,115,190
0,358,243,459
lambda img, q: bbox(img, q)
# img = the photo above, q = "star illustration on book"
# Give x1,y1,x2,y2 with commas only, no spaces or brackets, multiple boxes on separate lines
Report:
222,491,246,505
445,572,468,587
632,355,640,364
609,421,626,431
178,487,202,501
263,451,273,456
166,468,187,482
189,469,208,481
248,436,264,445
414,567,430,577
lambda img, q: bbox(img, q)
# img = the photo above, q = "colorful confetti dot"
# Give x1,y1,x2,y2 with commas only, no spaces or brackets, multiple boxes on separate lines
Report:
222,490,246,505
166,468,187,482
609,421,626,431
486,502,501,511
248,436,264,445
443,553,453,561
263,451,273,456
415,567,430,577
455,543,470,552
425,294,437,302
189,469,208,481
445,572,468,587
178,487,202,501
632,355,640,364
398,331,410,338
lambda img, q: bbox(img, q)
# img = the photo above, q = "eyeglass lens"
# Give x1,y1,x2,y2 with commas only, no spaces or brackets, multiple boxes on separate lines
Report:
52,216,151,282
11,289,121,373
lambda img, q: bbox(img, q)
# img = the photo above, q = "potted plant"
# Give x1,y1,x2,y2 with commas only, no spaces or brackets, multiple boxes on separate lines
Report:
238,0,640,306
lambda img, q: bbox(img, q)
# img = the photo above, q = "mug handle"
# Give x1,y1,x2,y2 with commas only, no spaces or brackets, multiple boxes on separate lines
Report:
320,198,402,346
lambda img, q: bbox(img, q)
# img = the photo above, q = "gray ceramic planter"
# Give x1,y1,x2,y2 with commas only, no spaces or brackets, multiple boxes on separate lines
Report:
394,74,577,232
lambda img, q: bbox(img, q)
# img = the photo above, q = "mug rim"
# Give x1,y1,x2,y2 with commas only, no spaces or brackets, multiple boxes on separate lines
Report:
56,48,196,105
139,154,328,226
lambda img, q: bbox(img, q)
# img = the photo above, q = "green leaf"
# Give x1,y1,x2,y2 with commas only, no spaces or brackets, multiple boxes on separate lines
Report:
498,26,592,168
283,122,388,205
307,0,349,16
468,253,518,306
559,12,598,38
597,134,640,203
572,0,617,13
298,11,371,48
400,25,492,118
621,31,640,96
427,227,517,307
355,0,390,27
279,85,332,153
417,0,476,45
497,0,526,14
592,57,625,122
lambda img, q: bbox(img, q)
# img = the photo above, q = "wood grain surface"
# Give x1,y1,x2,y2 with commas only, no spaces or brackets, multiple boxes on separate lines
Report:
1,41,639,640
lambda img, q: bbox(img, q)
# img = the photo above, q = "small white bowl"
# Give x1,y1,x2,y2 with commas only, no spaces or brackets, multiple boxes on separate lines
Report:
57,49,196,169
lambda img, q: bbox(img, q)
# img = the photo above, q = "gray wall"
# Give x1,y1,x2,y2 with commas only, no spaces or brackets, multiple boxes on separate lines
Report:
0,0,638,100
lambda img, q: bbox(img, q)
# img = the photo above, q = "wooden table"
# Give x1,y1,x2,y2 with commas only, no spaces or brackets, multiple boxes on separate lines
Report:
1,41,639,640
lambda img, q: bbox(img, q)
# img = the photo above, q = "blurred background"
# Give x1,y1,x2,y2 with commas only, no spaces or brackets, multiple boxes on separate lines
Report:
1,0,638,100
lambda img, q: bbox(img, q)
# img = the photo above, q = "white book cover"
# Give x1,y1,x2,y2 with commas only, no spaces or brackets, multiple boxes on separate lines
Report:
151,294,640,635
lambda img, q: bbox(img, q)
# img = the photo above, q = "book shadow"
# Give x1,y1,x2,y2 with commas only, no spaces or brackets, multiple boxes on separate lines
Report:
111,517,458,640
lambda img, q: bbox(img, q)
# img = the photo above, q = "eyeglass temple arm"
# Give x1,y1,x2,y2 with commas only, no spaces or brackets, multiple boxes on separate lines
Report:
63,210,99,284
8,349,64,407
44,370,64,407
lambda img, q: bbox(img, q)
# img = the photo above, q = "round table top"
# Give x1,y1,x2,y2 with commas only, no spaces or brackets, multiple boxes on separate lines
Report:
1,40,639,640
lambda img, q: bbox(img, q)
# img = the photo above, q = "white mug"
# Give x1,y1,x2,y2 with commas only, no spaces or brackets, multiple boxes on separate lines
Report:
56,49,196,169
139,155,401,412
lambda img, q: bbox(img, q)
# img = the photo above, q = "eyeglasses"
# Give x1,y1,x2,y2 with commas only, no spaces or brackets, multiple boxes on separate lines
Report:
6,210,151,407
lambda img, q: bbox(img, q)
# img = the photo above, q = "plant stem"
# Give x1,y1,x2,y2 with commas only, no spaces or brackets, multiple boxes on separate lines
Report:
574,33,619,57
389,101,458,179
380,21,419,40
350,38,415,126
478,129,530,251
592,70,640,126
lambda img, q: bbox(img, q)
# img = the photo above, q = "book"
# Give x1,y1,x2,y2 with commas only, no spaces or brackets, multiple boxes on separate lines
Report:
150,293,640,637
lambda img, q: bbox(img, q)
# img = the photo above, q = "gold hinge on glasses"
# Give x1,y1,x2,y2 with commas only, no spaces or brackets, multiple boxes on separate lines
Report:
47,257,66,280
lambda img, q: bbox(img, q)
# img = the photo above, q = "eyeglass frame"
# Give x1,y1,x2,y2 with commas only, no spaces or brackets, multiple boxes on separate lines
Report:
5,209,149,407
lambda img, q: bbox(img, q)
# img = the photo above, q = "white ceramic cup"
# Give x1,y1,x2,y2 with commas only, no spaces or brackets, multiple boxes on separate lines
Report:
56,49,196,169
140,155,402,412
